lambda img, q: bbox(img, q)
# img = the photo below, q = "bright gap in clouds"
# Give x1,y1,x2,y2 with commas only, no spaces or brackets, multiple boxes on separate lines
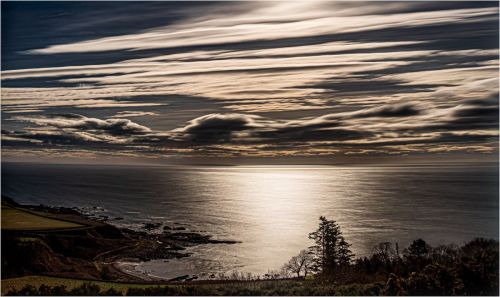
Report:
1,1,498,163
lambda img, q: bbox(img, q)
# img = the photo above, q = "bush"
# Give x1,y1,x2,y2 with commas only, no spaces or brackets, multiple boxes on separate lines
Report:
69,283,101,295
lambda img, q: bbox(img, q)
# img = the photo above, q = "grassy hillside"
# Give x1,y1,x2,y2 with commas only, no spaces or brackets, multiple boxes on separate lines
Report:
1,204,83,230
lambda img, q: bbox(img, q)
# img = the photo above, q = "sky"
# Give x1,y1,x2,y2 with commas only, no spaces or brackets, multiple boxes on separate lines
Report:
1,1,499,164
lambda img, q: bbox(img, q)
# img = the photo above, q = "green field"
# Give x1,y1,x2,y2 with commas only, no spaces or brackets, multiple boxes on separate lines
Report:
1,276,155,295
1,205,83,230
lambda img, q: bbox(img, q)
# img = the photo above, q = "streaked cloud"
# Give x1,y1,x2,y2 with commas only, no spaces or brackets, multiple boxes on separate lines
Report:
110,111,160,118
24,4,497,54
1,1,498,161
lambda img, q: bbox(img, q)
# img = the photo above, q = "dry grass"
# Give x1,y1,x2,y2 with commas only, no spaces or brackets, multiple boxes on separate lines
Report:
1,275,154,295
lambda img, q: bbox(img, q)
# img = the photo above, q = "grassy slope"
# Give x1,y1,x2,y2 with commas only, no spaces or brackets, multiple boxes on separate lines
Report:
1,204,83,230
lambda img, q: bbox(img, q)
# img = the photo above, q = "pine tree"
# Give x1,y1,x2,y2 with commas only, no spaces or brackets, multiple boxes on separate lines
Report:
337,237,354,267
308,216,353,275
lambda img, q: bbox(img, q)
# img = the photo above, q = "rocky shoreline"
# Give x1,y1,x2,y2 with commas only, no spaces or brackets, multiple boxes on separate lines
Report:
1,196,239,282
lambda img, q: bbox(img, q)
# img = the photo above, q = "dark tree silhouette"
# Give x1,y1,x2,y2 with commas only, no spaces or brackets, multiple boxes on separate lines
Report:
308,216,353,274
337,237,354,267
406,239,430,258
283,249,314,277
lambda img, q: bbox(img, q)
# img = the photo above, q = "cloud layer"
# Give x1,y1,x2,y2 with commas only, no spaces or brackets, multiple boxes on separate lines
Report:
3,97,497,158
1,1,498,160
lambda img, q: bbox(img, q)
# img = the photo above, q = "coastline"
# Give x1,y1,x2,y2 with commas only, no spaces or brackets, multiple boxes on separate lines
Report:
112,261,166,282
1,196,239,283
2,195,499,296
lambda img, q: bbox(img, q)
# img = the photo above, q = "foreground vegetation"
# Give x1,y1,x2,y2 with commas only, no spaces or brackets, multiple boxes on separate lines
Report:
279,217,499,295
3,216,498,295
4,277,386,296
1,276,153,295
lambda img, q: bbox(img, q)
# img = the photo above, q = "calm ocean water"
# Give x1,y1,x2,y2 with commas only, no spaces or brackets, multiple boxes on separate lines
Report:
2,163,498,279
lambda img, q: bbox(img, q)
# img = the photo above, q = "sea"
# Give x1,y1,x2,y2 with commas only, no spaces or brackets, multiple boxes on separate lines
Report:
2,162,498,279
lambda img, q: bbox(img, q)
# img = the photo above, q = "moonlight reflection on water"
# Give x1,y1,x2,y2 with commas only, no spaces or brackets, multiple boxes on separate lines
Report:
2,163,498,278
